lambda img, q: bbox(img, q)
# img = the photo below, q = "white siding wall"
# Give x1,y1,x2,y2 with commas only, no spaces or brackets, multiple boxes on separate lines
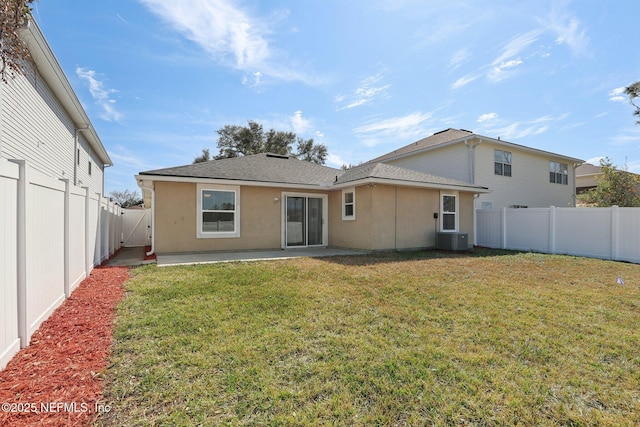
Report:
474,143,576,209
386,141,577,210
387,143,471,183
0,64,104,197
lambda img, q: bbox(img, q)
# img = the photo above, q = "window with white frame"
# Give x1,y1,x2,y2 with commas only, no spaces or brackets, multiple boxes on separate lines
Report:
494,149,512,177
549,161,568,185
441,193,457,231
197,184,240,238
342,188,355,220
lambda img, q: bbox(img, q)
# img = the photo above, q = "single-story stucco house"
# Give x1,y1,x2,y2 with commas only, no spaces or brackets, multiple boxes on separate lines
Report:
136,153,489,254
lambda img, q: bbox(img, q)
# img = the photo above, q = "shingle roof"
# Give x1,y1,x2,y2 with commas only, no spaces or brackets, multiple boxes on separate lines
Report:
576,163,602,176
367,128,583,164
368,128,473,163
138,153,488,192
337,162,485,190
139,153,341,186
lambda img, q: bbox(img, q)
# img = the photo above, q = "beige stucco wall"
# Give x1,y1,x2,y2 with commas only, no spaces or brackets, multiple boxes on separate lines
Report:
155,180,477,253
155,181,291,253
328,184,476,250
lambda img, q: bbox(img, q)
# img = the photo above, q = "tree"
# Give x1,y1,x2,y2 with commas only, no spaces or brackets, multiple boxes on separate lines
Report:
109,189,143,208
211,120,328,164
625,81,640,125
578,158,640,207
193,148,211,164
0,0,35,83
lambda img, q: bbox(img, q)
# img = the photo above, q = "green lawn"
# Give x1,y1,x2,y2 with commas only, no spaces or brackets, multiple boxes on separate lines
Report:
96,250,640,426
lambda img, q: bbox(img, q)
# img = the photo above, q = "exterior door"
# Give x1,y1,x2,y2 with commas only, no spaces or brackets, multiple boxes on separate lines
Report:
285,195,325,247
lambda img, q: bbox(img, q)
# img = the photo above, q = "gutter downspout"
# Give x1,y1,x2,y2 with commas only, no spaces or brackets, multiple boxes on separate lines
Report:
139,182,155,256
573,162,583,207
465,138,481,247
74,126,89,186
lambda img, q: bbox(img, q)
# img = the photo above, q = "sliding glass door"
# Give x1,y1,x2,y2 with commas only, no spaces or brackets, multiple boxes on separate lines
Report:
285,195,326,247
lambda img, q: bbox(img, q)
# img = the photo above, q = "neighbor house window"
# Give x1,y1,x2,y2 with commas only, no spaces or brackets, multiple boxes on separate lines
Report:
441,193,457,232
197,184,240,238
549,161,568,185
494,149,512,177
342,188,355,220
77,149,80,165
88,160,92,176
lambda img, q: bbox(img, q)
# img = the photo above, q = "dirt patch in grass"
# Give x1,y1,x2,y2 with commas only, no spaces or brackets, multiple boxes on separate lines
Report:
0,266,129,426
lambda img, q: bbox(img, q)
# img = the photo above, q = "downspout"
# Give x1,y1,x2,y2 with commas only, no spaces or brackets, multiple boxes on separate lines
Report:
139,182,155,256
465,138,481,247
573,162,583,207
74,126,89,186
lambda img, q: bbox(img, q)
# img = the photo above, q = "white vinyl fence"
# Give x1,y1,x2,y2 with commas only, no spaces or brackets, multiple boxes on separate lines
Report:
476,206,640,264
0,159,122,370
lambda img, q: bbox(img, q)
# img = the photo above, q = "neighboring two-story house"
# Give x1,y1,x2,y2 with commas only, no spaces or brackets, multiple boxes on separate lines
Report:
576,163,640,196
368,128,584,210
0,19,112,196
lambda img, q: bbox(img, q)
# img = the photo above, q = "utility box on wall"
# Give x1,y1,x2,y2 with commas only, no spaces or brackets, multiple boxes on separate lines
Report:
435,232,469,251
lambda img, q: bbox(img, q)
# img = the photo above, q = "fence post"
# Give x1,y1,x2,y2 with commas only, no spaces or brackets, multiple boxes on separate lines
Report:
549,206,556,254
10,160,28,348
61,178,71,298
611,205,619,261
501,207,507,249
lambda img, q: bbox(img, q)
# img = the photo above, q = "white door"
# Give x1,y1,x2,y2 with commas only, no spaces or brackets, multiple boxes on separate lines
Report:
122,208,151,247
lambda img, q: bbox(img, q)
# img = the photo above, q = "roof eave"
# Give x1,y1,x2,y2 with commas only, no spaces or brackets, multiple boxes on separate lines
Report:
332,176,490,193
377,133,584,164
135,173,490,194
22,19,112,166
135,173,335,190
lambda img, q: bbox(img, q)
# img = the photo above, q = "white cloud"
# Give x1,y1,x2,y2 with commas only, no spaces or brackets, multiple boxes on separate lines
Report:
480,114,569,140
609,127,640,147
291,110,311,134
326,153,348,168
242,71,263,87
138,0,318,85
336,72,391,111
543,3,590,57
477,113,498,123
139,0,268,69
488,59,524,82
353,111,433,146
585,156,604,166
609,86,627,103
492,29,542,68
451,73,479,90
75,67,123,122
449,48,471,71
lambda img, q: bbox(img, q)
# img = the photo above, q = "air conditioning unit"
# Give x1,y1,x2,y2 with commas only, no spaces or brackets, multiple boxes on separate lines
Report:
435,232,469,251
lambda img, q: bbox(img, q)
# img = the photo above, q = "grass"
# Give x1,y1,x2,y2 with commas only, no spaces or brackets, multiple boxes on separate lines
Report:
96,249,640,426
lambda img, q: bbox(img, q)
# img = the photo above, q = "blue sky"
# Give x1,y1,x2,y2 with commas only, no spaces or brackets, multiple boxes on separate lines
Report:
32,0,640,195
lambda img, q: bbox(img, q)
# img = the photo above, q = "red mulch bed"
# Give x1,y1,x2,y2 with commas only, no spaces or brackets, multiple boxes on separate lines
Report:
0,266,129,426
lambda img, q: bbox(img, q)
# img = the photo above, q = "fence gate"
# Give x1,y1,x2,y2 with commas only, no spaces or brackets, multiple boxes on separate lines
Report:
122,208,151,247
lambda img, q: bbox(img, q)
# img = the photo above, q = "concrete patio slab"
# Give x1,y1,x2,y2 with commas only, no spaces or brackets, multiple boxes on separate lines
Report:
156,247,369,267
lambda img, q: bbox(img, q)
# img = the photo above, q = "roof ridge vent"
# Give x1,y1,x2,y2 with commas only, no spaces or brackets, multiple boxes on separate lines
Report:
433,128,453,135
266,153,289,159
459,129,473,133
